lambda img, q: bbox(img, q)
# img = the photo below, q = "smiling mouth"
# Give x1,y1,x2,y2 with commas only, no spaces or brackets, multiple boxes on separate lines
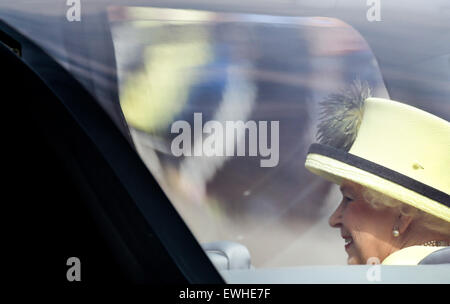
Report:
344,237,353,249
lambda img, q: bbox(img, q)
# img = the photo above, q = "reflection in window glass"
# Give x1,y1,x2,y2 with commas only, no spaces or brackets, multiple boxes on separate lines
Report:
109,7,389,267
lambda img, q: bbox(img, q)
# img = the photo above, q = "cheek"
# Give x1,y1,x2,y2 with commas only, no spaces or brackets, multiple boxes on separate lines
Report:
345,201,389,230
345,207,373,243
343,202,373,230
344,203,395,262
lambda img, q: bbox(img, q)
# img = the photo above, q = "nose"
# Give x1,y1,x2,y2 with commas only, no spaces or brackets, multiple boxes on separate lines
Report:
328,202,344,228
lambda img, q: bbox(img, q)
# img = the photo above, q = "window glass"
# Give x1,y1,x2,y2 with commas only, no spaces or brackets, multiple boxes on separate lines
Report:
109,6,389,267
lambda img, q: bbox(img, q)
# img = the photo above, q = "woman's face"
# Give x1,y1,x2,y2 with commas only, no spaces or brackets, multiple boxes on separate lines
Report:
328,180,399,264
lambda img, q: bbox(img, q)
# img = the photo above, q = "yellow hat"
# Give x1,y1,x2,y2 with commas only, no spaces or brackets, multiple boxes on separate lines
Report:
305,97,450,223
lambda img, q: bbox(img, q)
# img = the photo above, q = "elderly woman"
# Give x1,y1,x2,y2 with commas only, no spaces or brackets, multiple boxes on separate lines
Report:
305,82,450,265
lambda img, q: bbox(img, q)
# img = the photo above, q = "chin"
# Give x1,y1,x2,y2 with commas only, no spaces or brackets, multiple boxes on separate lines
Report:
347,255,361,265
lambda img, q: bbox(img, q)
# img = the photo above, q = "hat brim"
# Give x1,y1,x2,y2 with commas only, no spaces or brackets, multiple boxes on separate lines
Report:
305,144,450,223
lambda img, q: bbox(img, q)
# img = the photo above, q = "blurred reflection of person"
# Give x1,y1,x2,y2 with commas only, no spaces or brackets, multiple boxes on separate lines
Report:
304,82,450,265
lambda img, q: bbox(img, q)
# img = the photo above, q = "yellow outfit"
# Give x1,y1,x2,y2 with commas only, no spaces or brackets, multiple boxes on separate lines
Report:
381,246,446,265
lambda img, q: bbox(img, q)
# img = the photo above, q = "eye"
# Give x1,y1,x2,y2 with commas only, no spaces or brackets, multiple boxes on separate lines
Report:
342,196,353,203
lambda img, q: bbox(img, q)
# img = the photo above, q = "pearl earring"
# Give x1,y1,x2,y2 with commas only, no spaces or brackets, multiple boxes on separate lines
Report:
392,227,400,237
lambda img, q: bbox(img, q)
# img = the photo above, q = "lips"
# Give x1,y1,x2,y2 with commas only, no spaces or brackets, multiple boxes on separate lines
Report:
342,235,353,250
344,237,353,248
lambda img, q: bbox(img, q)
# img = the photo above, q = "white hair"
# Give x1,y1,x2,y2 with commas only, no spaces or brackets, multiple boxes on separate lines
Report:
362,187,450,237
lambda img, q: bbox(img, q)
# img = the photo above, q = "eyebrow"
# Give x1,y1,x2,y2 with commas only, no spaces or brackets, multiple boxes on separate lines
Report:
340,185,351,194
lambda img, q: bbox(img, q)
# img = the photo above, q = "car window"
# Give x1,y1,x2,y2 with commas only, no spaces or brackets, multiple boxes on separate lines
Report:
109,6,389,268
